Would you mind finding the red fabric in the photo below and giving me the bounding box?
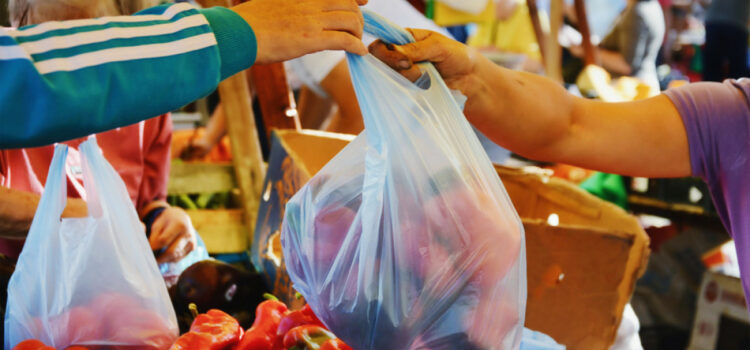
[0,114,172,259]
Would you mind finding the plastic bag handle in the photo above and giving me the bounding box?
[362,9,415,46]
[34,145,69,222]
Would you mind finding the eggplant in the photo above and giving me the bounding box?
[169,259,269,332]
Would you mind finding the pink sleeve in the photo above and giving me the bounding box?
[137,114,173,213]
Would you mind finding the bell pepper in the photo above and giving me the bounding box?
[320,339,353,350]
[276,304,326,337]
[234,299,289,350]
[11,339,55,350]
[169,307,243,350]
[282,325,338,350]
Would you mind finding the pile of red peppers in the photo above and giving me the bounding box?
[170,296,352,350]
[11,296,350,350]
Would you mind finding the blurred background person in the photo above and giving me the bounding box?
[701,0,750,81]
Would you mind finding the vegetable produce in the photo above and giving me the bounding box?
[11,339,54,350]
[169,260,269,331]
[234,299,288,350]
[170,307,243,350]
[281,325,337,349]
[276,304,325,338]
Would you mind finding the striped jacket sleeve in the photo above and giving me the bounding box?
[0,3,256,148]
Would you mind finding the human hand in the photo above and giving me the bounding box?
[368,29,485,100]
[231,0,369,65]
[179,138,213,161]
[149,207,197,264]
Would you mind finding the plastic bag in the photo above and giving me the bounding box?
[282,11,526,350]
[4,139,179,349]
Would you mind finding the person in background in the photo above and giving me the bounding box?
[701,0,750,82]
[179,0,451,160]
[1,0,369,149]
[569,0,665,93]
[468,0,545,73]
[0,0,203,272]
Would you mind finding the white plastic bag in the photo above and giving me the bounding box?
[282,11,526,350]
[4,139,178,349]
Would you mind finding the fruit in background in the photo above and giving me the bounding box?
[169,260,269,331]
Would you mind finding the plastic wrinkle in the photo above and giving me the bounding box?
[5,138,179,350]
[281,11,527,350]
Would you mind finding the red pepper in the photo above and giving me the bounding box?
[11,339,55,350]
[276,304,327,337]
[168,332,213,350]
[169,308,243,350]
[320,339,353,350]
[282,325,337,350]
[234,299,289,350]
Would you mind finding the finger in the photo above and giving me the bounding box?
[320,11,363,39]
[320,0,361,12]
[148,215,168,250]
[157,235,190,264]
[394,33,448,65]
[368,41,423,81]
[153,221,183,251]
[319,31,368,56]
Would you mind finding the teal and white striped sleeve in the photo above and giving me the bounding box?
[0,3,257,148]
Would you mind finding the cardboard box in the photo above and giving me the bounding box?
[688,272,750,350]
[496,166,650,349]
[252,130,650,349]
[251,130,354,308]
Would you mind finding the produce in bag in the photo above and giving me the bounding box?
[282,11,526,350]
[4,139,179,349]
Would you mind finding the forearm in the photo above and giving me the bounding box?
[0,3,256,149]
[204,105,228,146]
[463,55,689,177]
[0,188,87,238]
[463,55,578,161]
[597,48,632,76]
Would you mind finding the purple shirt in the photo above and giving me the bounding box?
[664,79,750,306]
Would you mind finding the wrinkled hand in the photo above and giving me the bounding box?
[231,0,368,65]
[368,29,481,98]
[149,207,197,264]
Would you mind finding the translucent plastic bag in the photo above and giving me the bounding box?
[282,11,526,350]
[4,139,179,349]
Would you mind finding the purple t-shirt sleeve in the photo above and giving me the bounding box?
[663,80,750,182]
[664,79,750,313]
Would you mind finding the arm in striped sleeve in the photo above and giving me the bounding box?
[0,3,257,148]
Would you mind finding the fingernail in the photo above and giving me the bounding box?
[398,60,411,69]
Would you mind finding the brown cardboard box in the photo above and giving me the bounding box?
[496,166,650,349]
[252,130,650,349]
